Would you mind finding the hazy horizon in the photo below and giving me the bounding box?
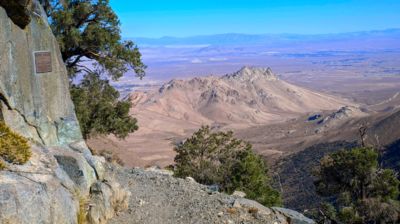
[128,28,400,39]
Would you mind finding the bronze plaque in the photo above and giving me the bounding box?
[34,52,52,73]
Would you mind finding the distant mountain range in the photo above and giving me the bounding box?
[130,29,400,49]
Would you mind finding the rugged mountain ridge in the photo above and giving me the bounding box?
[132,66,354,127]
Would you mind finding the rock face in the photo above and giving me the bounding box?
[0,0,81,147]
[0,1,128,223]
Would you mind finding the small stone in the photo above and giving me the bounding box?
[206,184,220,194]
[139,199,146,206]
[233,200,242,208]
[232,190,246,198]
[217,212,224,217]
[186,176,196,183]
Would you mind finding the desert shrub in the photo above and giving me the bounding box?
[174,126,281,206]
[313,147,400,223]
[96,149,125,166]
[0,122,31,170]
[226,207,238,215]
[0,160,6,170]
[110,184,130,213]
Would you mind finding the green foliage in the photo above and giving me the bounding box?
[314,147,379,199]
[45,0,146,80]
[174,126,282,207]
[0,122,31,170]
[230,150,282,206]
[314,147,400,223]
[46,0,145,139]
[70,72,138,139]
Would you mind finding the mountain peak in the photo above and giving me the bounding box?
[224,66,278,81]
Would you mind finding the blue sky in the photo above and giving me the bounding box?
[109,0,400,38]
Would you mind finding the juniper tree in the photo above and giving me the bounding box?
[314,147,400,223]
[45,0,145,79]
[174,126,282,207]
[45,0,145,138]
[70,72,138,139]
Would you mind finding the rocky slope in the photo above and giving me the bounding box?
[0,1,128,223]
[275,108,400,212]
[367,91,400,112]
[109,166,315,224]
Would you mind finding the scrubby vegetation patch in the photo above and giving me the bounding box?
[174,126,282,207]
[0,122,31,170]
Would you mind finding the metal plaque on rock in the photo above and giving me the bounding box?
[34,51,52,73]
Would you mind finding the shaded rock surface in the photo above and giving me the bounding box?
[0,0,31,29]
[109,167,314,224]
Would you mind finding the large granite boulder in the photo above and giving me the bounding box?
[273,207,315,224]
[0,1,129,223]
[0,146,79,223]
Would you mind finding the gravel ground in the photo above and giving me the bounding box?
[108,166,313,224]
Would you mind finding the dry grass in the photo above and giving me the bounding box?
[226,207,238,215]
[0,160,6,170]
[248,207,259,214]
[111,184,130,213]
[0,122,31,170]
[76,193,89,224]
[95,149,125,166]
